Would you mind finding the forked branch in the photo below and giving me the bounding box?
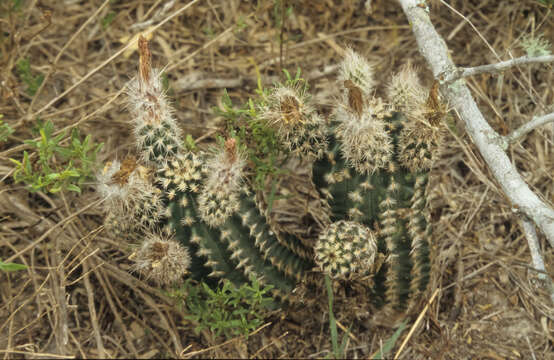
[503,112,554,148]
[397,0,554,246]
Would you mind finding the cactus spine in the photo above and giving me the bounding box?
[99,37,442,312]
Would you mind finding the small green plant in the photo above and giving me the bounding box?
[235,16,248,33]
[101,11,116,29]
[16,58,44,96]
[183,134,197,152]
[325,275,351,359]
[10,120,103,193]
[0,115,14,143]
[0,260,27,272]
[370,319,408,359]
[537,0,554,6]
[216,88,281,191]
[172,277,275,339]
[215,68,309,191]
[520,33,551,57]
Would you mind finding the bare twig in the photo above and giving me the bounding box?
[503,112,554,148]
[4,198,105,263]
[394,289,440,359]
[520,217,547,281]
[173,71,244,92]
[19,0,201,123]
[172,64,338,93]
[131,0,176,30]
[445,55,554,84]
[520,217,554,303]
[397,0,554,247]
[27,0,111,114]
[82,260,105,360]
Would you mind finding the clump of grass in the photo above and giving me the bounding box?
[324,275,350,359]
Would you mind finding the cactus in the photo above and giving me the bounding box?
[98,37,443,313]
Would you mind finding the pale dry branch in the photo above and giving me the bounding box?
[445,54,554,84]
[520,217,554,303]
[520,217,547,281]
[397,0,554,247]
[503,112,554,148]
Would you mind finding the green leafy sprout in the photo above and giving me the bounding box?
[168,277,275,340]
[325,275,351,359]
[215,67,307,192]
[16,58,44,96]
[0,115,14,143]
[10,120,103,194]
[520,33,551,57]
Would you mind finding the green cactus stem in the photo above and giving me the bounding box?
[99,37,441,315]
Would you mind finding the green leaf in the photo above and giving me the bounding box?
[371,320,408,359]
[66,184,82,193]
[45,173,60,181]
[0,260,27,272]
[9,158,22,166]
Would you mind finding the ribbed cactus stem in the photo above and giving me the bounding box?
[99,39,440,315]
[408,174,431,296]
[198,138,245,227]
[236,196,314,282]
[379,173,414,311]
[127,36,182,166]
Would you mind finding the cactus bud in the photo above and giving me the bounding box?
[132,234,191,286]
[386,61,427,112]
[338,48,376,96]
[314,220,378,279]
[97,158,165,233]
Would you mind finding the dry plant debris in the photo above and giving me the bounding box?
[0,0,552,358]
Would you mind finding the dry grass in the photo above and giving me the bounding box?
[1,0,553,358]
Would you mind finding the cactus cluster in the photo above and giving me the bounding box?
[98,37,443,313]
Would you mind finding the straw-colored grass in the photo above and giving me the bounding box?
[1,0,552,358]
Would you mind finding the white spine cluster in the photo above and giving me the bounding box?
[97,158,165,235]
[333,49,396,173]
[386,62,427,112]
[337,48,376,96]
[126,36,182,167]
[259,83,327,159]
[335,97,394,174]
[387,63,443,172]
[132,233,191,286]
[198,138,246,227]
